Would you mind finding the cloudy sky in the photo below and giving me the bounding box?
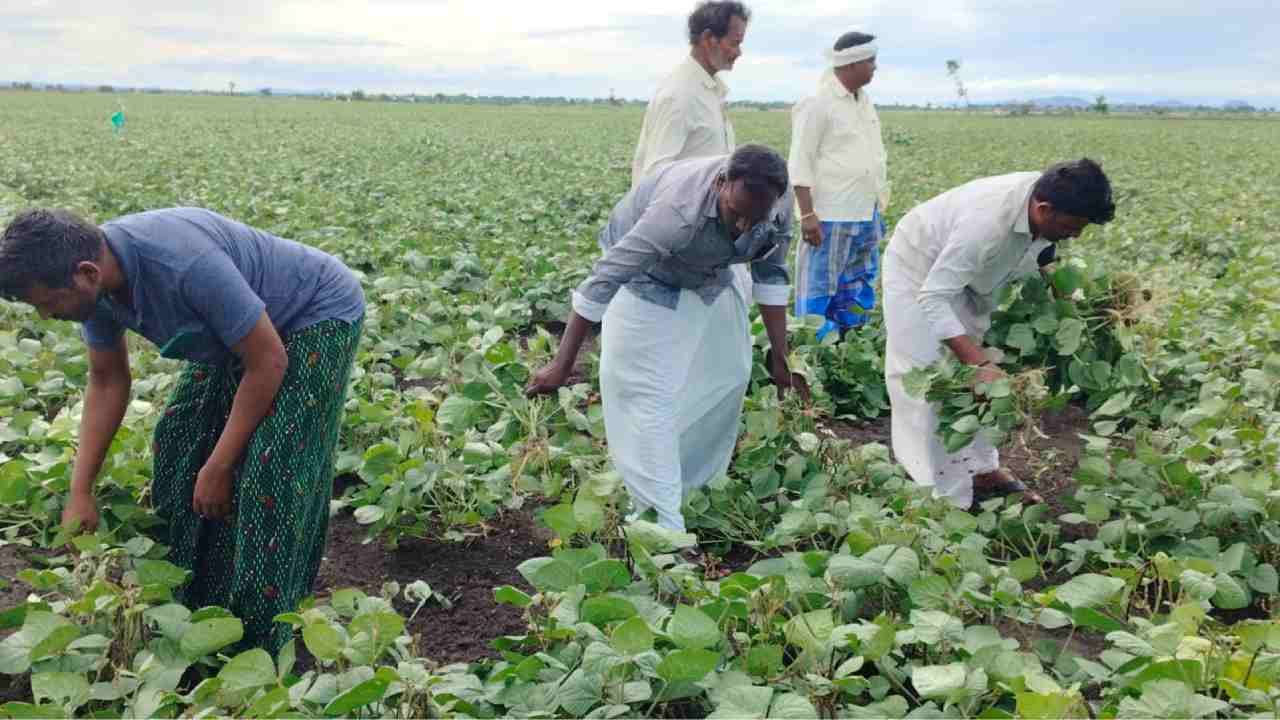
[4,0,1277,106]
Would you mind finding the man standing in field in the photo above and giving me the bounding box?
[790,31,890,341]
[527,145,806,535]
[632,0,753,299]
[883,159,1114,508]
[0,207,365,652]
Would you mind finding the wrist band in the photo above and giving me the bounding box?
[800,212,817,221]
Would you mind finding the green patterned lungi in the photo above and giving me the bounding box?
[151,317,362,652]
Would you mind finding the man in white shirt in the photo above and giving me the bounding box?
[883,159,1115,508]
[632,1,753,299]
[791,31,890,341]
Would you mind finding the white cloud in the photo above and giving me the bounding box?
[2,0,1277,104]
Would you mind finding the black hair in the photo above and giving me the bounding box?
[688,1,751,44]
[0,208,105,300]
[834,31,875,50]
[726,144,788,199]
[1033,158,1116,224]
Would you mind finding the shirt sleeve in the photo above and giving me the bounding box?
[634,95,691,184]
[80,303,124,349]
[181,251,268,350]
[572,200,692,323]
[787,98,825,190]
[751,192,794,306]
[916,219,998,343]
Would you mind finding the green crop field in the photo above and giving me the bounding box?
[1,91,1279,717]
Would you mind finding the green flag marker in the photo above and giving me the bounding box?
[110,110,125,133]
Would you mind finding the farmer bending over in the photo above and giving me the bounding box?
[0,208,365,652]
[883,160,1114,509]
[527,145,807,534]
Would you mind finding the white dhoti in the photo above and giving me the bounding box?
[600,284,752,532]
[883,250,998,508]
[731,263,753,304]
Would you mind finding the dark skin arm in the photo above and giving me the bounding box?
[191,311,288,520]
[526,303,807,400]
[61,339,132,532]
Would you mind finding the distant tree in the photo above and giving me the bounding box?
[351,89,367,101]
[1092,94,1109,114]
[259,87,272,97]
[228,81,236,95]
[98,85,115,93]
[945,59,968,108]
[13,82,34,91]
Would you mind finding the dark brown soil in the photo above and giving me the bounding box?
[1001,404,1090,524]
[822,416,891,446]
[313,507,551,664]
[995,616,1109,663]
[0,543,34,619]
[822,404,1089,526]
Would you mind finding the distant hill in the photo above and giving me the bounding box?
[1025,96,1090,108]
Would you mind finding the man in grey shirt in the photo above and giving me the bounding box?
[0,207,364,652]
[528,145,807,536]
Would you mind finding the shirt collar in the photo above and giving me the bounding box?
[1014,178,1036,236]
[99,225,142,324]
[685,56,728,96]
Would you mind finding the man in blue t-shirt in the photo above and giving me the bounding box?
[0,207,365,652]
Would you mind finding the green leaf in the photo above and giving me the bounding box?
[1006,324,1038,355]
[768,692,819,719]
[359,443,401,480]
[656,648,719,683]
[1009,557,1040,583]
[746,644,784,677]
[1117,679,1229,718]
[668,605,720,650]
[0,612,72,674]
[826,555,884,590]
[579,560,631,593]
[951,415,981,434]
[303,622,345,662]
[611,616,653,655]
[134,559,191,589]
[180,617,244,659]
[1249,564,1279,595]
[217,649,276,692]
[517,557,578,592]
[1212,574,1250,610]
[624,520,697,552]
[709,685,772,719]
[323,672,393,717]
[1179,570,1217,602]
[28,625,79,662]
[1054,318,1086,356]
[1093,392,1134,417]
[580,595,637,626]
[540,503,578,539]
[912,663,967,699]
[1054,573,1126,609]
[555,668,604,715]
[863,545,920,585]
[30,672,90,711]
[436,395,482,431]
[494,585,533,607]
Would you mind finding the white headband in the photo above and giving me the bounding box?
[825,42,877,68]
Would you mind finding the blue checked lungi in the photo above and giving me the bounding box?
[793,209,885,341]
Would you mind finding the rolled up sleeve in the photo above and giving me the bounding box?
[787,98,824,190]
[572,203,690,323]
[916,223,993,343]
[751,193,794,306]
